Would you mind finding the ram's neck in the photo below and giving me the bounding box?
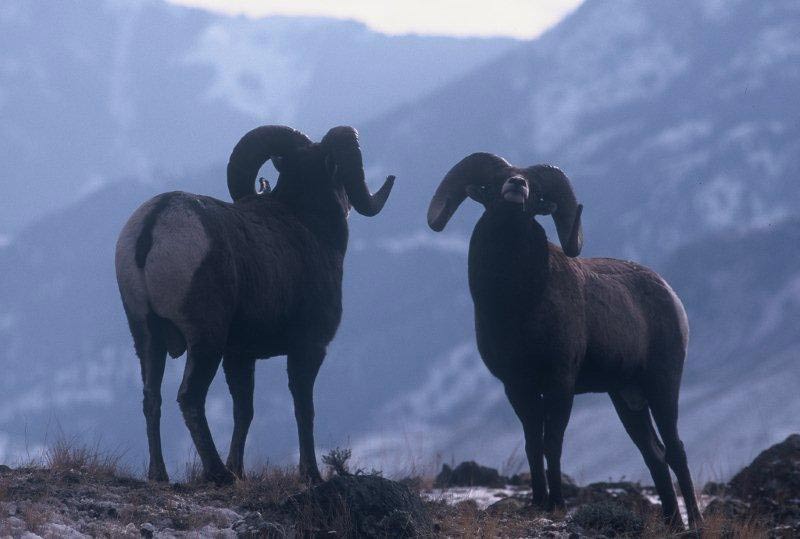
[468,210,550,313]
[273,187,350,256]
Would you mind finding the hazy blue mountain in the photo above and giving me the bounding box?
[0,0,798,482]
[0,0,515,233]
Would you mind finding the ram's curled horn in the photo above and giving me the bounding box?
[526,165,584,257]
[322,126,395,216]
[427,152,511,232]
[227,125,312,201]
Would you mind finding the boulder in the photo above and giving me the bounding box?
[728,433,800,523]
[729,434,800,502]
[434,461,505,488]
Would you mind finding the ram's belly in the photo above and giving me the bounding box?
[577,310,648,392]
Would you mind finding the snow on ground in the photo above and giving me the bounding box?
[422,486,523,510]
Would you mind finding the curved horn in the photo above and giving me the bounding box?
[526,165,583,257]
[427,153,511,231]
[322,126,395,216]
[227,125,312,201]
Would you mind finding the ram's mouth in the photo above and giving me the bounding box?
[501,184,529,204]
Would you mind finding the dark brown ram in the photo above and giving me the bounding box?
[428,153,701,528]
[116,125,394,484]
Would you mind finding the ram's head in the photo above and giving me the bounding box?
[427,152,583,257]
[227,125,394,216]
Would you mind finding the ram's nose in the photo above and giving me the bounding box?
[508,176,527,188]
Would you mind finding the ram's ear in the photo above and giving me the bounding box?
[466,185,491,205]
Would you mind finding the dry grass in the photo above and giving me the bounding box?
[290,491,355,537]
[180,453,205,485]
[699,511,771,539]
[233,464,306,508]
[18,501,47,535]
[43,437,126,478]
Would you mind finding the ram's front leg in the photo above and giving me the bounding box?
[505,383,547,507]
[542,387,575,510]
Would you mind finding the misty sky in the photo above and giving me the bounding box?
[165,0,584,39]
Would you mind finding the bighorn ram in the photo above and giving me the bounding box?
[427,153,701,527]
[116,125,394,484]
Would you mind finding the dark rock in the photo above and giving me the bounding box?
[729,434,800,501]
[702,481,728,496]
[139,522,156,538]
[0,464,11,473]
[728,433,800,524]
[434,461,504,488]
[285,474,430,538]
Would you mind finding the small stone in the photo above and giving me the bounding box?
[140,522,156,538]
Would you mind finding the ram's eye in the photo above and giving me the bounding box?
[480,185,489,192]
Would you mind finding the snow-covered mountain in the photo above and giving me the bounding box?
[0,0,798,482]
[0,0,515,233]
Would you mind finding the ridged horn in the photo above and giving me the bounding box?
[321,126,395,216]
[526,165,584,257]
[227,125,312,201]
[427,153,511,231]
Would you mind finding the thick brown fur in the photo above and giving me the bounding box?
[430,156,702,529]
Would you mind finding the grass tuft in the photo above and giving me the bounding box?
[44,437,125,479]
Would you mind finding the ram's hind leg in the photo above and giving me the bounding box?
[135,314,169,482]
[177,346,234,485]
[648,385,703,527]
[287,344,325,483]
[504,383,547,507]
[609,391,680,528]
[223,356,256,479]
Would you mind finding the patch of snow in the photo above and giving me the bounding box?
[644,493,714,526]
[423,486,520,510]
[377,230,469,255]
[530,37,688,152]
[185,20,313,121]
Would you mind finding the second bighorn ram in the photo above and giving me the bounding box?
[427,153,701,528]
[116,125,394,484]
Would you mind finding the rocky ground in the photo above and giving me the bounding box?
[1,435,798,538]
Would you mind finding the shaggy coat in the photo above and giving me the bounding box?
[428,153,701,529]
[116,126,394,484]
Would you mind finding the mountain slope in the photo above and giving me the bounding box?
[358,0,800,262]
[1,0,798,481]
[0,0,515,232]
